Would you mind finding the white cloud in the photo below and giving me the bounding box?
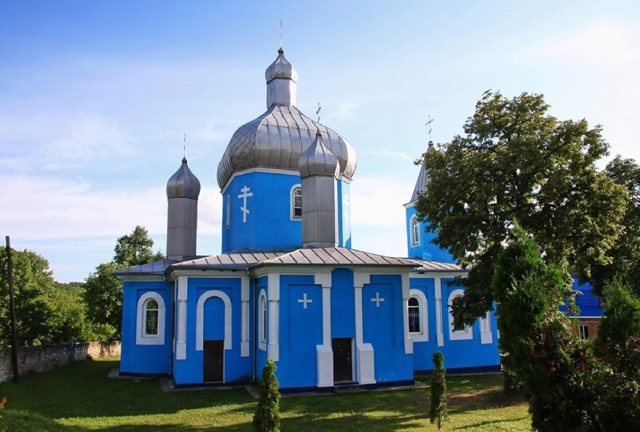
[350,176,414,228]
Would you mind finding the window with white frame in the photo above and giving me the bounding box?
[410,215,420,246]
[448,289,473,341]
[226,195,231,228]
[579,323,589,340]
[136,292,166,345]
[408,289,429,341]
[290,185,302,220]
[259,290,267,350]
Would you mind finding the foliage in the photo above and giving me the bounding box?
[493,228,640,432]
[0,249,91,347]
[429,351,448,432]
[253,359,281,432]
[84,226,163,340]
[414,91,627,327]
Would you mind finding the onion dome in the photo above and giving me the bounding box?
[265,48,298,83]
[299,131,339,177]
[167,157,201,199]
[410,141,433,202]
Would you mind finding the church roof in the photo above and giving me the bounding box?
[265,47,298,83]
[409,157,430,203]
[298,131,339,177]
[167,157,201,199]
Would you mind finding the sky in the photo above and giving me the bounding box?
[1,1,639,282]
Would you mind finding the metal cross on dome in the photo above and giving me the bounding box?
[316,102,321,123]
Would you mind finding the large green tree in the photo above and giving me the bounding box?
[415,91,627,327]
[84,226,163,340]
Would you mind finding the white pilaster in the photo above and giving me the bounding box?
[401,273,413,354]
[480,312,493,344]
[354,272,375,385]
[176,276,188,360]
[315,271,333,387]
[434,277,444,347]
[267,273,280,362]
[241,276,250,357]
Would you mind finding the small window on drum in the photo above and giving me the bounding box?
[291,185,302,220]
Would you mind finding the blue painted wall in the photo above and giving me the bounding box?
[363,275,413,383]
[172,276,253,385]
[120,280,173,375]
[405,204,454,263]
[331,269,356,339]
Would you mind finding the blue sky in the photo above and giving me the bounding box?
[1,1,639,282]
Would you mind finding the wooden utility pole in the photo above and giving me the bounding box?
[5,236,20,382]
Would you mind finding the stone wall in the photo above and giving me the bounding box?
[0,341,121,383]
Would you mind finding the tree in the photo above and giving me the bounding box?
[84,226,163,340]
[429,352,448,432]
[253,359,281,432]
[415,91,627,327]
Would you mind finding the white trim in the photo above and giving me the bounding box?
[448,289,473,340]
[290,184,302,221]
[315,271,333,387]
[267,273,280,362]
[434,277,444,347]
[196,290,232,351]
[258,289,267,351]
[480,312,493,344]
[408,289,429,342]
[410,215,420,247]
[241,276,250,357]
[354,272,376,385]
[136,292,166,345]
[225,195,231,229]
[220,167,351,194]
[401,273,413,354]
[176,276,188,360]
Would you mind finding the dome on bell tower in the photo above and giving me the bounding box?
[265,47,298,83]
[167,157,201,199]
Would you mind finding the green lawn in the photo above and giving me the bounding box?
[0,358,530,431]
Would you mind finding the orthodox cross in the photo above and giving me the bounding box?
[425,115,433,142]
[183,133,186,158]
[238,186,253,223]
[280,17,283,49]
[371,292,385,308]
[298,293,313,309]
[316,102,321,123]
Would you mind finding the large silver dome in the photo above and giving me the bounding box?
[216,49,357,189]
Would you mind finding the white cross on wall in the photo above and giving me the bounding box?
[298,293,313,309]
[238,186,253,223]
[371,292,385,308]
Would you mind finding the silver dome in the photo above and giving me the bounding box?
[299,131,339,177]
[265,48,298,83]
[167,157,201,199]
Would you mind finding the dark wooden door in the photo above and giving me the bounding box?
[333,338,352,383]
[203,340,224,383]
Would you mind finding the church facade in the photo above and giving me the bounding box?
[116,48,500,390]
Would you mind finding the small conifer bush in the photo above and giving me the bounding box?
[429,351,448,432]
[253,359,281,432]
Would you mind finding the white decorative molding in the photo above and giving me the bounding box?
[241,276,250,357]
[220,167,350,194]
[195,290,232,351]
[401,273,413,354]
[176,276,188,360]
[354,271,376,385]
[290,183,302,221]
[480,312,493,345]
[315,271,333,387]
[434,278,444,347]
[448,289,473,341]
[136,291,166,346]
[267,273,280,362]
[408,288,429,342]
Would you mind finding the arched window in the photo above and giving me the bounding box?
[410,215,420,246]
[144,300,159,336]
[408,289,429,341]
[448,289,473,341]
[136,291,166,345]
[290,185,302,220]
[259,290,267,351]
[225,195,231,228]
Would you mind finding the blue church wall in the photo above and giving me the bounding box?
[221,172,302,252]
[120,280,172,375]
[255,276,268,381]
[275,275,323,388]
[363,275,413,383]
[337,180,352,248]
[405,205,454,263]
[172,276,253,385]
[408,276,438,371]
[331,269,356,339]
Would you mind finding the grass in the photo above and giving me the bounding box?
[0,358,530,431]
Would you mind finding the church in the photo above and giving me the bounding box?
[115,47,501,390]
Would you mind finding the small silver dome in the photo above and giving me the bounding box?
[409,142,433,202]
[265,48,298,83]
[299,131,339,177]
[167,157,201,199]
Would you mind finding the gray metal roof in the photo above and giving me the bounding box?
[114,258,182,276]
[299,131,339,178]
[167,157,201,199]
[411,260,464,272]
[265,48,298,83]
[410,159,430,203]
